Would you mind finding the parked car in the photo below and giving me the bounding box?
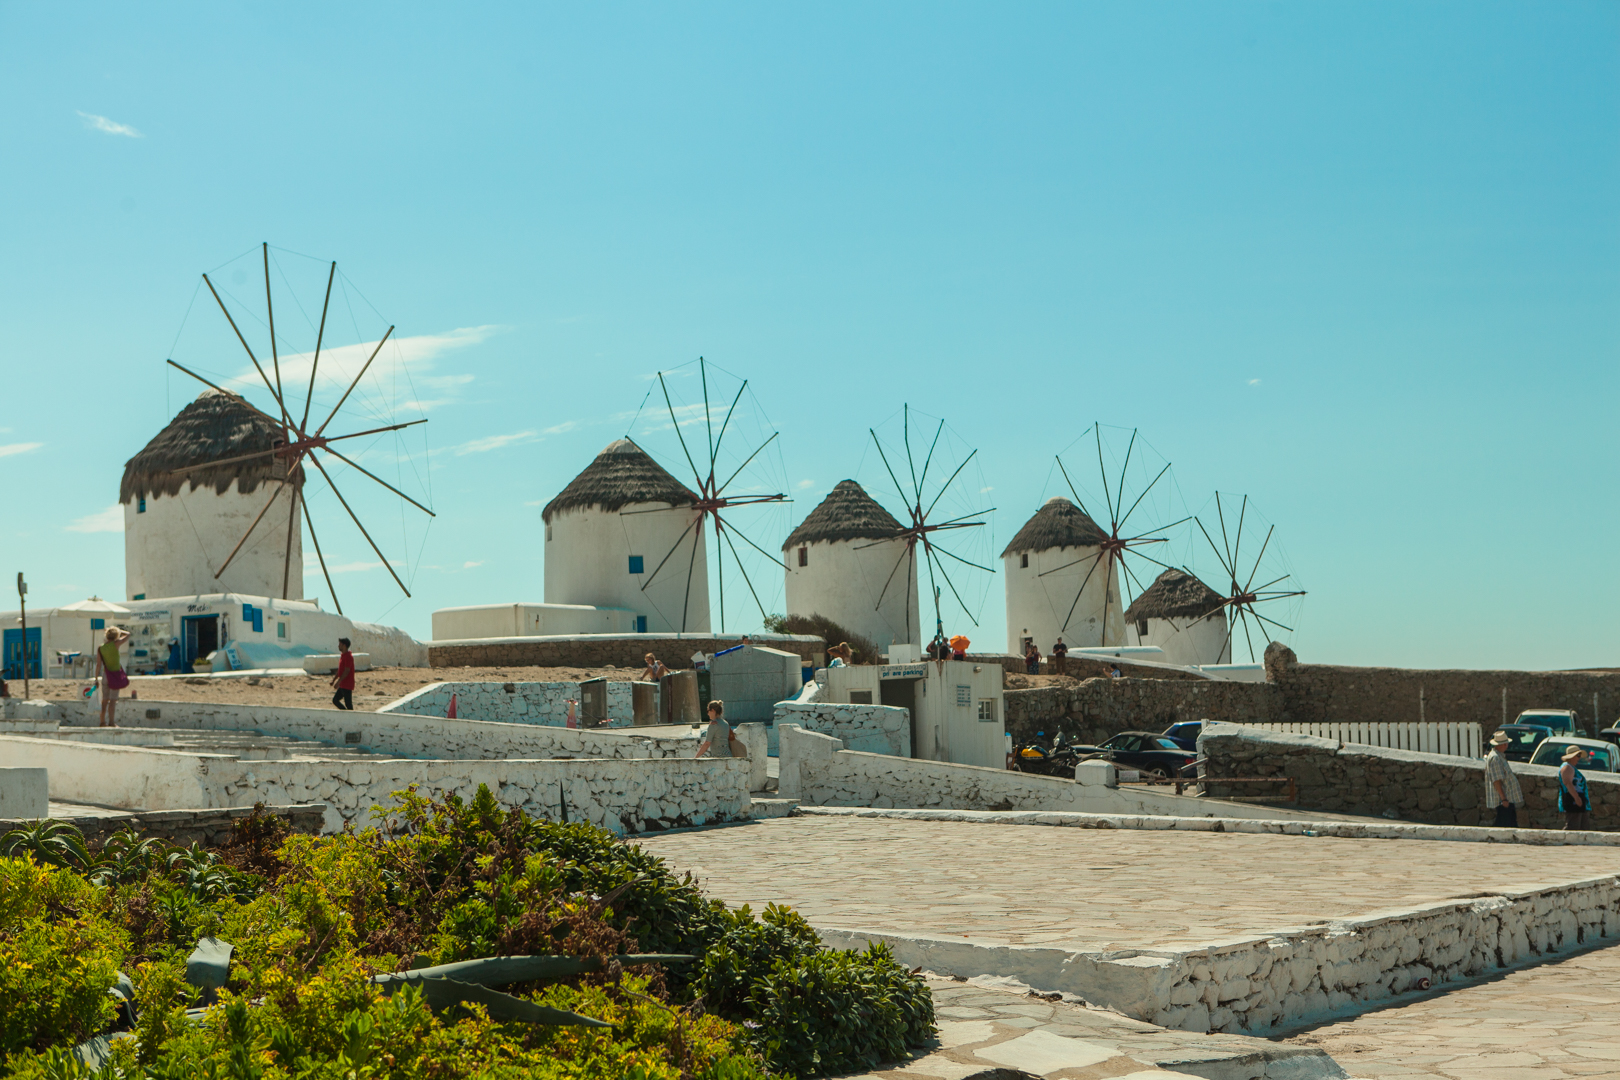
[1599,726,1620,751]
[1528,737,1619,773]
[1492,723,1554,764]
[1162,721,1204,753]
[1073,731,1199,779]
[1514,709,1578,736]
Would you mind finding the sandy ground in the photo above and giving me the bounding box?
[9,665,642,712]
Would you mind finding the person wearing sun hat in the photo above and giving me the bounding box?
[1557,745,1591,831]
[1484,729,1525,828]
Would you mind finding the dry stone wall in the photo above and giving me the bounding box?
[773,700,910,757]
[1004,678,1280,745]
[383,681,634,726]
[1199,722,1620,829]
[429,633,823,669]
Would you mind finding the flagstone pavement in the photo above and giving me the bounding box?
[1275,942,1620,1080]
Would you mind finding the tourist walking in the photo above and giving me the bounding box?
[1558,746,1591,831]
[330,637,356,710]
[1484,729,1525,828]
[1023,640,1041,675]
[95,625,131,727]
[640,652,671,681]
[1051,637,1068,677]
[694,699,744,758]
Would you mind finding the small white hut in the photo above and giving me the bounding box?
[782,480,918,653]
[1123,568,1231,667]
[1001,496,1121,653]
[122,390,303,603]
[542,439,711,634]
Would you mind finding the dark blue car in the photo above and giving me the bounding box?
[1162,721,1204,753]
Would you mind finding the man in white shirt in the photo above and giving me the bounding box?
[1484,728,1525,828]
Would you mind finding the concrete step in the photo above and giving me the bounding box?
[749,797,799,820]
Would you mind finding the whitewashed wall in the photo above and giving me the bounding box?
[383,681,636,726]
[544,502,710,633]
[1125,613,1231,667]
[774,700,910,756]
[431,603,638,640]
[784,535,918,653]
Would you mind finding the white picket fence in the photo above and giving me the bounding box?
[1249,721,1482,760]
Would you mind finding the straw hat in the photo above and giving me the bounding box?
[1561,745,1588,762]
[1490,730,1512,746]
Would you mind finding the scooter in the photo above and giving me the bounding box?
[1012,731,1084,779]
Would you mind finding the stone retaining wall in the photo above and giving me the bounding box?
[1004,677,1280,745]
[0,804,326,849]
[382,681,635,726]
[428,633,824,669]
[773,700,910,757]
[1199,722,1620,830]
[824,873,1620,1035]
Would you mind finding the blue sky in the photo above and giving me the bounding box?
[1,2,1615,670]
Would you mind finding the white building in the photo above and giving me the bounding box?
[430,603,638,642]
[782,480,918,655]
[1,593,425,678]
[1123,568,1232,667]
[542,439,711,634]
[122,390,304,604]
[1002,497,1122,654]
[819,658,1005,769]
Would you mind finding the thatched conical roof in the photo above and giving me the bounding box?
[1124,567,1226,622]
[1000,497,1107,557]
[121,390,302,503]
[541,438,698,522]
[783,480,905,550]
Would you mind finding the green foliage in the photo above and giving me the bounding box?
[2,786,934,1079]
[762,613,877,665]
[0,857,127,1055]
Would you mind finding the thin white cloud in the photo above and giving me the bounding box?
[328,561,384,574]
[67,505,124,533]
[795,479,816,490]
[542,420,579,436]
[979,486,995,494]
[235,325,499,417]
[523,499,546,506]
[1248,378,1262,386]
[462,560,484,569]
[78,111,142,138]
[0,442,43,459]
[449,430,539,456]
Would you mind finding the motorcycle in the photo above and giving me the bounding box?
[1011,731,1086,779]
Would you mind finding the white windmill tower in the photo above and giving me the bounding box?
[1122,567,1232,666]
[122,389,305,602]
[782,480,915,654]
[541,438,711,634]
[1000,496,1116,654]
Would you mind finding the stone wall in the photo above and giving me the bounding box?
[1004,677,1280,745]
[428,633,824,669]
[1199,722,1620,830]
[827,873,1620,1035]
[1266,643,1620,737]
[773,700,910,757]
[776,724,1310,821]
[382,681,634,726]
[0,804,326,849]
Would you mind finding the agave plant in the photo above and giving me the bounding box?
[87,830,165,888]
[0,820,93,870]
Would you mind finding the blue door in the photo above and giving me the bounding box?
[3,627,42,680]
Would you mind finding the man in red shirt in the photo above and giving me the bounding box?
[330,637,355,710]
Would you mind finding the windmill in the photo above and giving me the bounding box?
[628,358,789,632]
[1041,424,1191,643]
[1195,493,1306,662]
[861,405,995,647]
[163,243,434,614]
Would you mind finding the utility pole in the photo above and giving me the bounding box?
[16,572,28,701]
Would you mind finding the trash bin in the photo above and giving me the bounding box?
[632,681,658,726]
[579,677,609,727]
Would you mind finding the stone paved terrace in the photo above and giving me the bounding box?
[1277,943,1620,1079]
[637,817,1620,953]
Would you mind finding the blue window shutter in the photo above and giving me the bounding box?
[133,594,145,601]
[635,615,647,633]
[242,604,254,621]
[137,497,146,513]
[252,608,263,633]
[628,556,644,574]
[91,618,105,630]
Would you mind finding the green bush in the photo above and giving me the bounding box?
[1,788,934,1078]
[0,857,128,1055]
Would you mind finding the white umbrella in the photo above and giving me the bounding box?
[57,598,133,614]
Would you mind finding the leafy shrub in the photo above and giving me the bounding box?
[762,613,877,665]
[0,857,127,1055]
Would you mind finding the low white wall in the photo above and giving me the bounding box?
[0,768,49,818]
[0,735,749,836]
[382,681,635,727]
[777,724,1310,820]
[347,620,429,668]
[49,697,699,761]
[823,874,1620,1036]
[774,700,910,757]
